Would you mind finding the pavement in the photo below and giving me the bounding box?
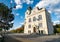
[1,33,60,42]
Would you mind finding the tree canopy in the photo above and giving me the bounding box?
[53,24,60,33]
[0,3,14,30]
[54,24,60,28]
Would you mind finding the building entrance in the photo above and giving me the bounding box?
[33,27,36,33]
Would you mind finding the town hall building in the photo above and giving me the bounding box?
[24,6,54,35]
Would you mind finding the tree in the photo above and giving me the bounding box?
[54,24,60,28]
[0,3,14,30]
[0,28,2,31]
[16,25,24,33]
[53,24,60,33]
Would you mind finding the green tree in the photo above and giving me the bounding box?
[0,3,14,30]
[0,28,2,31]
[53,24,60,33]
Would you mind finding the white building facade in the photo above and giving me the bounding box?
[24,7,54,35]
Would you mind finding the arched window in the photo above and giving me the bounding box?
[29,18,31,22]
[38,15,42,21]
[28,25,31,28]
[39,23,42,28]
[33,17,36,21]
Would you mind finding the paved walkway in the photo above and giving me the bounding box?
[2,34,60,42]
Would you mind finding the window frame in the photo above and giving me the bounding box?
[29,18,31,22]
[28,24,31,28]
[38,15,42,21]
[33,17,36,21]
[39,23,42,28]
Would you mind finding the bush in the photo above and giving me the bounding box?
[56,28,60,33]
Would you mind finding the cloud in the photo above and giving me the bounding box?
[48,10,52,14]
[36,0,60,22]
[10,0,13,3]
[54,9,60,12]
[14,0,34,9]
[36,0,60,9]
[20,22,24,25]
[14,0,22,9]
[15,0,22,5]
[53,20,60,25]
[20,16,23,19]
[15,13,20,16]
[23,0,33,4]
[54,9,60,19]
[11,21,14,23]
[16,5,22,9]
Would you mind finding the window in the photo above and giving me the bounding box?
[28,30,31,33]
[33,17,36,21]
[38,15,42,21]
[41,30,43,34]
[39,23,42,28]
[29,18,31,22]
[28,25,31,28]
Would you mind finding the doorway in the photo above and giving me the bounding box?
[33,27,36,33]
[41,30,43,34]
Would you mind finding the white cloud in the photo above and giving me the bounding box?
[53,20,60,25]
[48,10,52,13]
[36,0,60,22]
[36,0,60,8]
[9,21,14,24]
[20,22,24,25]
[16,5,22,9]
[23,0,33,4]
[15,0,22,5]
[11,21,14,23]
[20,16,23,19]
[14,0,34,9]
[15,13,20,16]
[54,9,60,12]
[54,9,60,19]
[10,0,13,3]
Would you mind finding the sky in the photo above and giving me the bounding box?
[0,0,60,30]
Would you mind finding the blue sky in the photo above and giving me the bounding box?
[0,0,60,30]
